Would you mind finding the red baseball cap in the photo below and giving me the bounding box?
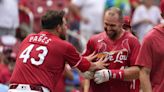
[160,0,164,13]
[123,16,131,27]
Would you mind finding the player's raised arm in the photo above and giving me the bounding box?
[65,45,109,73]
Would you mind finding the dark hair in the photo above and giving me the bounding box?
[41,10,65,30]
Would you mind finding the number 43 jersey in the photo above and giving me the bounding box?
[83,31,140,92]
[10,31,91,92]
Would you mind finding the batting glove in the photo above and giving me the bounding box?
[94,69,124,84]
[94,69,111,84]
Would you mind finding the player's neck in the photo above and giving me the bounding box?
[47,30,60,37]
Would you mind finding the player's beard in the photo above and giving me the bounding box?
[108,30,117,40]
[105,28,117,40]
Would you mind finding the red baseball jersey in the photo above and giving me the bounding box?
[135,25,164,92]
[10,31,90,92]
[54,72,65,92]
[83,31,140,92]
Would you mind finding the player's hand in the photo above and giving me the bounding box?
[82,71,94,79]
[93,56,109,70]
[85,52,109,71]
[94,69,111,84]
[84,51,97,62]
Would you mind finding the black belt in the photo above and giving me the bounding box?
[9,84,43,92]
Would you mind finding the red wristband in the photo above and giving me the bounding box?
[109,69,124,80]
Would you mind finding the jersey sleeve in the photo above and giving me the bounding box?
[129,37,141,65]
[64,43,91,72]
[135,37,153,69]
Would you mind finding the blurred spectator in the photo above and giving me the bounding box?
[66,1,82,52]
[0,55,14,92]
[0,47,15,85]
[65,69,81,92]
[123,16,136,36]
[18,1,33,38]
[0,35,21,55]
[0,58,13,84]
[0,52,6,77]
[19,0,69,33]
[123,16,132,31]
[132,0,161,43]
[70,0,106,41]
[129,0,141,17]
[0,35,19,85]
[64,68,90,92]
[0,0,19,36]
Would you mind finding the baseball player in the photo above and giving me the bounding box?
[82,7,140,92]
[135,0,164,91]
[8,10,108,92]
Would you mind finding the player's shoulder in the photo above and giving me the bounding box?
[124,31,140,46]
[145,24,163,41]
[125,31,138,41]
[62,40,72,46]
[142,25,160,44]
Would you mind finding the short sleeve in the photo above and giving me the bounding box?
[64,43,91,72]
[135,37,153,69]
[129,37,141,65]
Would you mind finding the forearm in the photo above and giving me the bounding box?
[140,67,152,92]
[94,66,140,84]
[88,63,97,71]
[64,64,74,80]
[108,66,140,81]
[123,66,140,81]
[83,79,90,92]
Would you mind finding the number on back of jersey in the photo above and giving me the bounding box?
[19,44,48,66]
